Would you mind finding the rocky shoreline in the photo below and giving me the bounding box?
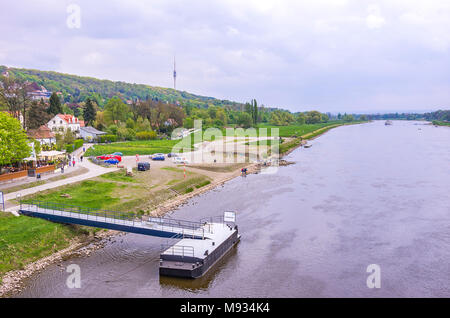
[0,229,123,297]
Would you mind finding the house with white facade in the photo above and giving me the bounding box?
[27,125,56,145]
[47,114,84,136]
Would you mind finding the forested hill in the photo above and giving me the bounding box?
[0,65,244,109]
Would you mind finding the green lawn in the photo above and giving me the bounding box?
[85,138,194,157]
[256,122,344,137]
[0,213,89,278]
[23,180,121,210]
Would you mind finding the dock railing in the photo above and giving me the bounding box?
[20,200,207,236]
[161,244,195,258]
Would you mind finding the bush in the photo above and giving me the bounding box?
[99,135,117,143]
[195,180,211,188]
[117,127,136,141]
[65,144,74,153]
[136,131,157,140]
[74,139,84,150]
[185,187,194,194]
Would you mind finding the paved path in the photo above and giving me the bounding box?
[3,144,118,214]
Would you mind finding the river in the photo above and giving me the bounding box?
[16,120,450,297]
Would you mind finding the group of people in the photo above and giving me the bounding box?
[60,149,85,173]
[241,167,248,176]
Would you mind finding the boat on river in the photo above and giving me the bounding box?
[385,120,393,126]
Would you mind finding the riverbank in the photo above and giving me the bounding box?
[432,120,450,127]
[0,122,366,297]
[278,121,369,156]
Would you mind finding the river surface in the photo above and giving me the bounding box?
[16,121,450,297]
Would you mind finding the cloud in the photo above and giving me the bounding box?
[0,0,449,113]
[366,4,386,29]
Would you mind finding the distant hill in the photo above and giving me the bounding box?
[0,65,244,109]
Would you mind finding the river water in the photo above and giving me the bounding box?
[16,121,450,297]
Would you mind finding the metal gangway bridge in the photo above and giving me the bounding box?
[19,200,214,240]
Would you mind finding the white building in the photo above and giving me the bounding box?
[47,114,84,135]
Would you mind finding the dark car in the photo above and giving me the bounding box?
[138,162,150,171]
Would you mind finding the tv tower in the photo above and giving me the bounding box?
[173,56,177,90]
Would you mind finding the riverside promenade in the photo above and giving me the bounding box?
[2,144,118,214]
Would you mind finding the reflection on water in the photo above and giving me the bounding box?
[16,121,450,297]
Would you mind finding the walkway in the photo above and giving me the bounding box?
[3,144,118,213]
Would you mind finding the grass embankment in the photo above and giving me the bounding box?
[432,121,450,127]
[0,213,89,280]
[275,121,368,155]
[257,122,344,137]
[21,167,211,217]
[84,137,194,157]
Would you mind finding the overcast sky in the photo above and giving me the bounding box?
[1,0,449,113]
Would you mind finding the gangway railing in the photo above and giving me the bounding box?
[21,200,142,225]
[20,201,208,238]
[161,244,195,258]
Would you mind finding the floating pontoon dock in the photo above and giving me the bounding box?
[19,201,240,278]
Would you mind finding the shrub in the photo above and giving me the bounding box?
[195,180,211,188]
[99,135,117,143]
[117,127,136,141]
[136,131,157,140]
[65,144,74,153]
[74,139,84,150]
[185,187,194,194]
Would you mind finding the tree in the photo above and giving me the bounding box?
[63,129,75,145]
[0,76,32,129]
[343,114,354,122]
[27,99,51,129]
[0,112,31,165]
[237,112,253,128]
[296,113,306,125]
[48,92,62,115]
[104,96,130,125]
[305,111,322,124]
[83,98,96,126]
[252,99,258,125]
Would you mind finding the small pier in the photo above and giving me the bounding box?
[19,201,240,278]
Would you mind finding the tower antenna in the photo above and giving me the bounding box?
[173,56,177,90]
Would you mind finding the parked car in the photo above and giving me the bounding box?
[112,152,123,156]
[172,157,190,165]
[138,162,150,171]
[105,158,120,165]
[97,155,122,162]
[151,153,165,161]
[167,153,179,158]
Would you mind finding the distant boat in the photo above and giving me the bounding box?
[385,120,393,126]
[304,144,312,148]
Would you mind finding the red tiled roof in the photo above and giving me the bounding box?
[57,114,81,124]
[27,125,55,140]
